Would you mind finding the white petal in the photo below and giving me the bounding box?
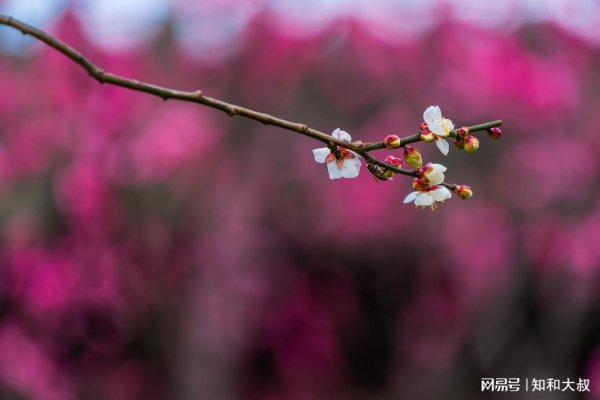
[313,147,330,163]
[426,172,444,185]
[430,163,447,173]
[326,161,343,180]
[340,158,361,178]
[415,193,434,206]
[429,123,446,137]
[332,128,352,141]
[423,164,445,185]
[441,118,454,132]
[431,187,452,201]
[403,191,418,204]
[435,138,449,156]
[423,106,441,124]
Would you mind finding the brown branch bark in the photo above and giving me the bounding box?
[0,14,503,186]
[0,14,344,147]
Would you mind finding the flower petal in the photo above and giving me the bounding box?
[313,147,330,163]
[415,193,434,206]
[429,123,446,137]
[332,128,352,141]
[423,106,442,124]
[326,161,343,179]
[441,118,454,133]
[403,191,418,204]
[430,163,447,173]
[431,187,452,201]
[340,158,362,178]
[423,163,445,185]
[435,138,449,156]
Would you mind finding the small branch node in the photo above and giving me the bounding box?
[93,68,105,83]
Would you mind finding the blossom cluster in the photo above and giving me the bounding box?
[313,106,502,210]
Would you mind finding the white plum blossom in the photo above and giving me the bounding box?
[423,106,454,156]
[313,128,361,179]
[403,185,452,209]
[403,164,452,210]
[420,163,446,185]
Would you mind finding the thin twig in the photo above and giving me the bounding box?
[361,120,503,151]
[0,14,503,192]
[0,15,346,147]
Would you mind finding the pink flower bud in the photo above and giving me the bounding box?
[463,135,479,153]
[455,185,473,199]
[380,156,401,179]
[420,131,435,142]
[487,127,502,140]
[384,134,401,149]
[384,155,402,167]
[403,145,423,168]
[456,126,469,138]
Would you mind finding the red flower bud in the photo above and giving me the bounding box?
[463,135,479,153]
[455,185,473,199]
[487,127,502,140]
[383,134,401,149]
[403,145,423,168]
[384,155,402,167]
[420,131,435,142]
[456,126,469,138]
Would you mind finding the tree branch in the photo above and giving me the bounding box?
[0,15,502,153]
[361,120,503,152]
[0,14,503,203]
[0,14,346,148]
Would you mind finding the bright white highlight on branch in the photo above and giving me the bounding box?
[312,128,361,180]
[423,106,454,156]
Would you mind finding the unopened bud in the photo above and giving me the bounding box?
[384,155,402,167]
[456,126,469,138]
[463,135,479,153]
[455,185,473,199]
[383,155,402,179]
[403,145,423,168]
[487,127,502,140]
[384,134,401,149]
[420,131,435,142]
[453,138,464,150]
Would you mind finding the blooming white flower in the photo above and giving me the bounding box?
[423,106,454,156]
[403,185,452,209]
[420,163,446,185]
[312,128,362,180]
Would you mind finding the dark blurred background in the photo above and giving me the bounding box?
[1,1,600,399]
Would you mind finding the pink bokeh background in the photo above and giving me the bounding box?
[1,1,600,399]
